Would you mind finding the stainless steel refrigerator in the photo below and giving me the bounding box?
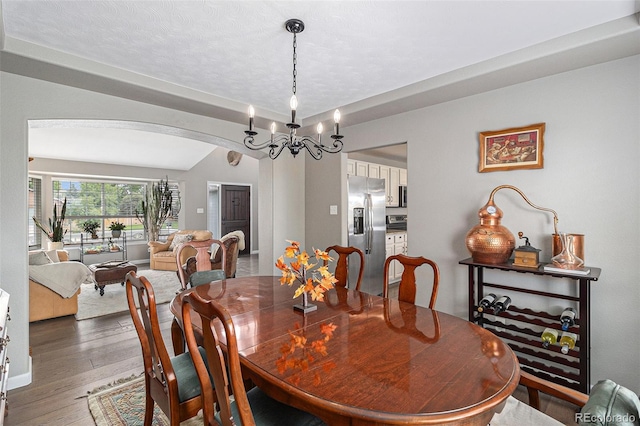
[347,176,386,295]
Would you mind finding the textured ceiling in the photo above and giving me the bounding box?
[3,0,636,119]
[3,0,638,168]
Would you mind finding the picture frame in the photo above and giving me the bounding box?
[479,123,545,173]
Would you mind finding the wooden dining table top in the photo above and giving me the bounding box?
[170,276,520,426]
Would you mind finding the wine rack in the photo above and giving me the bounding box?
[460,258,601,394]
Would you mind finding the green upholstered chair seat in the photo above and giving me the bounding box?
[189,270,226,287]
[579,380,640,426]
[216,386,326,426]
[172,346,209,403]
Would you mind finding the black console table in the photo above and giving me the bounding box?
[460,257,601,393]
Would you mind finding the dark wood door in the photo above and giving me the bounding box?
[221,185,250,256]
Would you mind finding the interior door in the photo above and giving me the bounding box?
[221,185,250,256]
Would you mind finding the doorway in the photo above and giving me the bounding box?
[207,183,251,256]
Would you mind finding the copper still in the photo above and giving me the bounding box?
[466,185,559,265]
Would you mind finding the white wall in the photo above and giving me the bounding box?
[306,55,640,392]
[0,71,261,387]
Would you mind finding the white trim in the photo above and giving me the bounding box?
[7,356,32,390]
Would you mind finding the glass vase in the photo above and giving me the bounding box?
[551,233,584,270]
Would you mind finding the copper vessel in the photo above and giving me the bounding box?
[553,233,584,263]
[465,197,515,264]
[466,185,559,265]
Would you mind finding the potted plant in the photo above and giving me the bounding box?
[81,219,101,239]
[109,220,126,238]
[135,177,176,242]
[33,197,67,250]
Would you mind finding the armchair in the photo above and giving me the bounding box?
[148,229,212,271]
[180,230,245,282]
[491,371,640,425]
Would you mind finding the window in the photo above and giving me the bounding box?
[51,178,180,243]
[53,179,147,242]
[28,176,42,249]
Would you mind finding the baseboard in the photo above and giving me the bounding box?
[7,356,32,390]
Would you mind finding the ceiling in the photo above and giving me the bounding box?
[2,1,639,168]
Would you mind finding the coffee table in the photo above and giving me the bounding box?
[89,261,137,296]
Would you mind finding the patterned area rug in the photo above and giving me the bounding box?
[87,374,202,426]
[76,269,182,320]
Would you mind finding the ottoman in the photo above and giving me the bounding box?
[89,261,137,296]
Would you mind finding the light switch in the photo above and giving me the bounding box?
[330,205,338,215]
[196,208,204,214]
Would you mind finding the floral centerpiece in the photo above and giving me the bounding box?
[276,240,338,313]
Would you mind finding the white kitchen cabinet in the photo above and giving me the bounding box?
[348,161,406,207]
[368,163,380,179]
[385,232,407,283]
[380,166,401,207]
[355,161,369,177]
[347,159,356,176]
[386,235,395,284]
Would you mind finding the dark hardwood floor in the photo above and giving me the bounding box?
[8,253,578,425]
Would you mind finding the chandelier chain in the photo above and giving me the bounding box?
[292,32,297,95]
[244,19,344,160]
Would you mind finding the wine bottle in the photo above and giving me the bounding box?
[492,296,511,314]
[541,328,558,348]
[560,307,577,331]
[560,331,578,354]
[477,293,497,312]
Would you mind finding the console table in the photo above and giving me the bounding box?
[460,258,601,393]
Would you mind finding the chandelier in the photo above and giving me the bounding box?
[244,19,344,160]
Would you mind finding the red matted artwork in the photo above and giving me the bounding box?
[479,123,545,173]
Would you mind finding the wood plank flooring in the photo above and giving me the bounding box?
[7,253,578,425]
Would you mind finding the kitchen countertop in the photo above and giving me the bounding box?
[386,229,407,234]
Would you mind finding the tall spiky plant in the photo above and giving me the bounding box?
[33,197,67,242]
[135,178,173,242]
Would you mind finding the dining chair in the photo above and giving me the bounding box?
[323,245,365,290]
[181,291,327,426]
[126,271,209,426]
[383,254,440,308]
[176,238,227,290]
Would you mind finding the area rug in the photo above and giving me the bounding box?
[76,269,181,320]
[87,374,202,426]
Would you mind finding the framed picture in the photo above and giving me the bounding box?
[479,123,545,173]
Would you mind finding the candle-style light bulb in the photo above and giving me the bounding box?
[333,109,341,135]
[270,122,276,142]
[317,122,323,143]
[248,105,255,131]
[290,95,298,124]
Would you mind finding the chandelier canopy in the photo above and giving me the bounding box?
[244,19,344,160]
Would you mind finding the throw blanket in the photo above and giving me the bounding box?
[29,262,94,298]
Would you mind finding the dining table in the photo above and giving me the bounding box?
[169,276,520,426]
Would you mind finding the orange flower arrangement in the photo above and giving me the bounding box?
[275,240,338,304]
